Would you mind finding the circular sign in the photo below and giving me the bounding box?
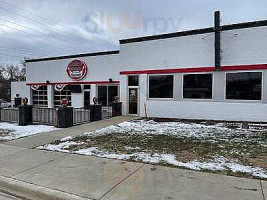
[67,60,88,81]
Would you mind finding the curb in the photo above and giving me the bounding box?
[0,175,92,200]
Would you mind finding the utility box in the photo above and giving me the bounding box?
[57,107,73,128]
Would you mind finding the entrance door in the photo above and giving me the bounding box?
[84,91,90,108]
[128,88,138,115]
[84,85,91,108]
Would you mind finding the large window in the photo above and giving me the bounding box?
[54,85,72,107]
[149,75,173,98]
[226,72,262,100]
[98,85,119,106]
[183,73,213,99]
[32,86,48,107]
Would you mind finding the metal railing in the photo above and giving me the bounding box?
[0,108,19,123]
[102,106,112,119]
[73,108,90,125]
[32,107,58,126]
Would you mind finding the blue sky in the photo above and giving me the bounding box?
[0,0,266,65]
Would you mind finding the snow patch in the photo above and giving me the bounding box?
[38,141,84,153]
[0,122,59,140]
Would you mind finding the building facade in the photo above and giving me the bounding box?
[12,15,267,122]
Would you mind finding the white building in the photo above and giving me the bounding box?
[12,13,267,122]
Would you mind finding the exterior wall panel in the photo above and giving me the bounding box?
[221,26,267,66]
[11,82,30,101]
[120,33,215,71]
[26,54,120,83]
[145,100,267,122]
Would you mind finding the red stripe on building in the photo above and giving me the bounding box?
[220,64,267,71]
[26,81,120,86]
[120,64,267,75]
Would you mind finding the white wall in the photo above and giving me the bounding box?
[221,26,267,66]
[72,93,84,108]
[119,25,267,122]
[11,82,30,101]
[146,101,267,122]
[26,54,120,83]
[120,32,215,71]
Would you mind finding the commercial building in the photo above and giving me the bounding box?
[12,12,267,122]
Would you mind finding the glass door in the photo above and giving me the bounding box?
[84,85,91,108]
[128,88,138,115]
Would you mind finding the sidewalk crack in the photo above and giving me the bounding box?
[99,164,144,200]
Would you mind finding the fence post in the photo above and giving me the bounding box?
[90,105,102,122]
[111,102,122,117]
[18,105,33,126]
[57,107,73,128]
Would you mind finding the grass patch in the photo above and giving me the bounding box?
[43,120,267,179]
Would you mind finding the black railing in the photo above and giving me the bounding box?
[0,108,19,123]
[32,107,58,126]
[102,106,112,119]
[73,108,90,125]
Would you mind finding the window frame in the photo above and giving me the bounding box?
[224,70,263,102]
[53,85,72,107]
[182,72,214,101]
[96,84,120,106]
[32,86,48,107]
[147,74,175,100]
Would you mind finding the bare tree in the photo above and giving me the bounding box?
[0,59,27,101]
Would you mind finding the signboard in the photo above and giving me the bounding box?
[66,60,88,81]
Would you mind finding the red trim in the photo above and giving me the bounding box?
[26,81,120,86]
[120,64,267,75]
[220,64,267,71]
[120,67,215,75]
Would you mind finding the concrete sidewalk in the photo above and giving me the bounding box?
[0,116,266,200]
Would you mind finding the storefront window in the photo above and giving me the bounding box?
[149,75,173,98]
[98,86,107,106]
[32,86,48,107]
[226,72,262,100]
[128,75,139,86]
[54,85,72,107]
[183,74,213,99]
[98,85,119,106]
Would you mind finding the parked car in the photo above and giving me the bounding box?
[0,99,11,108]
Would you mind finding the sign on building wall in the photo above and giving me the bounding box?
[66,60,88,81]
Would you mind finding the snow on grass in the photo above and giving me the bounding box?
[37,141,84,153]
[39,144,267,179]
[0,122,59,141]
[83,120,257,141]
[37,120,267,179]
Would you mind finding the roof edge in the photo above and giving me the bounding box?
[120,19,267,44]
[25,50,120,63]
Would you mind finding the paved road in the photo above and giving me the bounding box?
[0,116,266,200]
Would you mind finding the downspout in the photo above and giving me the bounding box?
[214,11,221,71]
